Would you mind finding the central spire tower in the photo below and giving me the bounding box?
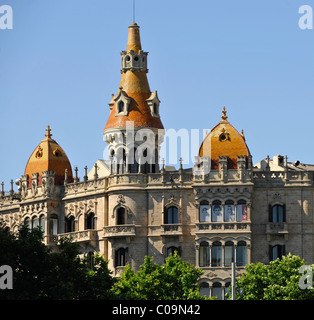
[104,23,164,174]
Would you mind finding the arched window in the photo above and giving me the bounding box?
[212,200,222,222]
[224,282,231,298]
[24,217,31,229]
[224,200,235,222]
[236,200,247,221]
[199,242,210,267]
[211,241,222,266]
[129,147,139,173]
[164,206,178,224]
[270,204,285,223]
[39,215,45,232]
[49,214,58,235]
[212,282,222,300]
[236,241,247,266]
[200,282,210,297]
[270,244,285,261]
[86,212,95,230]
[115,248,128,267]
[224,241,235,266]
[117,207,126,225]
[199,200,210,222]
[65,216,75,233]
[167,246,180,257]
[32,216,39,229]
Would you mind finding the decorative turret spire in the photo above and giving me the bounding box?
[221,106,228,121]
[45,125,52,139]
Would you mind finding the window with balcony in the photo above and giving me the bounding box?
[86,212,95,229]
[164,206,178,224]
[117,207,126,225]
[269,204,285,223]
[65,216,75,233]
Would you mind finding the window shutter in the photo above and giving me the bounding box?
[282,245,286,257]
[283,204,286,222]
[268,205,273,222]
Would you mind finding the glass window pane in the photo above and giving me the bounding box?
[200,283,210,297]
[236,244,247,266]
[200,243,210,267]
[200,205,210,222]
[212,283,222,300]
[237,204,247,221]
[212,205,223,222]
[212,243,222,266]
[278,206,284,223]
[224,244,234,266]
[225,205,235,222]
[39,216,45,232]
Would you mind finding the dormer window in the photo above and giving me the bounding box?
[146,90,160,117]
[114,87,131,116]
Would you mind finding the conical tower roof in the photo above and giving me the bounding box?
[104,23,164,132]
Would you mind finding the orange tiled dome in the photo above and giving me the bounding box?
[104,23,164,132]
[199,107,250,169]
[24,126,73,187]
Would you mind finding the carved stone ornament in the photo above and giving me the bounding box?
[117,194,126,204]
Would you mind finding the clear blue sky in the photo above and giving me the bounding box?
[0,0,313,189]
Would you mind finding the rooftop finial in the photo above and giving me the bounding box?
[221,106,228,120]
[45,125,52,139]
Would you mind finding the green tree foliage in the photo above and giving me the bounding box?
[0,225,207,300]
[113,252,210,300]
[0,224,115,300]
[235,254,314,300]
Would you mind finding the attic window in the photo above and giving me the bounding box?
[219,131,230,142]
[153,103,157,115]
[220,134,226,141]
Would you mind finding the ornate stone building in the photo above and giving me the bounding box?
[1,22,314,300]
